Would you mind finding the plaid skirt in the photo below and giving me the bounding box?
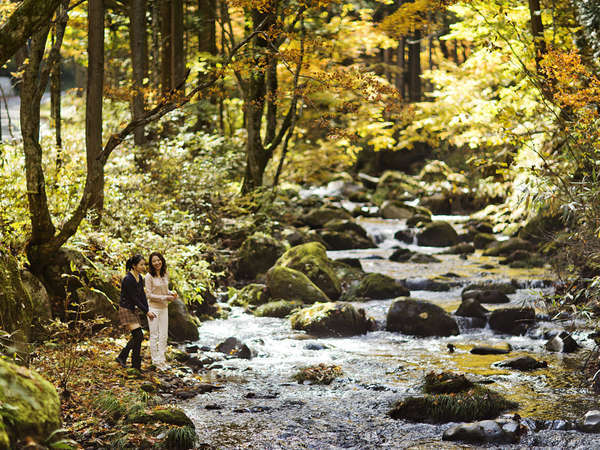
[118,306,140,328]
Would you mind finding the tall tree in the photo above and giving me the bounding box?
[408,30,422,102]
[171,0,185,91]
[160,0,172,93]
[86,0,105,225]
[129,0,148,145]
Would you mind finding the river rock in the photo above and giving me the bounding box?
[254,300,302,318]
[353,273,410,299]
[496,356,547,371]
[335,258,362,269]
[393,229,414,244]
[318,230,375,250]
[470,344,512,355]
[0,253,34,343]
[301,206,352,228]
[455,298,489,319]
[406,214,432,228]
[462,281,517,295]
[266,266,330,304]
[379,200,417,219]
[230,283,270,307]
[0,358,61,448]
[420,192,451,215]
[474,232,497,249]
[216,337,252,359]
[237,232,289,279]
[409,253,441,264]
[462,289,510,304]
[290,302,374,336]
[483,238,534,257]
[545,331,579,353]
[416,221,459,247]
[276,242,341,300]
[386,298,459,337]
[441,243,475,255]
[489,307,535,335]
[168,298,200,342]
[322,219,369,239]
[442,418,521,444]
[579,410,600,432]
[402,277,451,291]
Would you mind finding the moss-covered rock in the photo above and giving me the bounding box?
[424,371,474,394]
[406,214,432,228]
[408,253,442,264]
[387,298,459,337]
[18,270,51,340]
[76,287,119,325]
[483,238,534,257]
[301,206,352,228]
[276,242,341,300]
[0,359,61,448]
[418,160,454,183]
[352,273,410,299]
[319,220,376,250]
[168,299,199,342]
[128,407,194,427]
[389,248,415,262]
[0,254,33,343]
[373,171,421,205]
[473,233,497,249]
[266,266,330,304]
[388,385,517,423]
[441,243,475,255]
[237,232,288,279]
[379,201,417,220]
[290,302,373,336]
[455,298,489,319]
[254,300,302,318]
[416,221,459,247]
[230,284,270,307]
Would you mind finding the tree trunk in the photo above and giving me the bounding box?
[130,0,148,145]
[198,0,217,54]
[171,0,185,91]
[408,30,421,102]
[528,0,547,71]
[265,55,278,146]
[160,0,172,93]
[395,38,405,98]
[0,0,62,68]
[86,0,105,226]
[150,0,161,91]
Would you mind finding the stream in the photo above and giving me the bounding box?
[181,212,600,449]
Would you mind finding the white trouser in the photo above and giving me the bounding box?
[148,306,169,366]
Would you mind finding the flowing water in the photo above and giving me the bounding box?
[182,214,600,449]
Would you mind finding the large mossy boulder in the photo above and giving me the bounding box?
[275,242,341,300]
[0,359,61,449]
[352,273,410,300]
[0,254,33,343]
[128,407,194,427]
[237,232,288,279]
[230,284,270,307]
[489,307,535,335]
[168,299,200,342]
[387,298,459,337]
[18,270,51,340]
[254,300,302,318]
[76,287,119,325]
[290,302,373,336]
[373,171,421,205]
[266,266,330,304]
[319,220,376,250]
[301,206,352,228]
[416,221,459,247]
[483,238,534,257]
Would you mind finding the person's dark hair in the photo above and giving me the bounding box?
[148,252,167,277]
[126,254,144,272]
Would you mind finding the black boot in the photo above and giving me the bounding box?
[130,327,144,370]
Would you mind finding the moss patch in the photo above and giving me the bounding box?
[266,266,330,304]
[254,300,302,318]
[290,302,372,336]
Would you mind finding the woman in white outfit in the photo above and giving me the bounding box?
[145,252,177,369]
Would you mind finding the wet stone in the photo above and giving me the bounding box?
[545,331,580,353]
[462,289,510,304]
[215,337,253,359]
[470,344,512,355]
[402,277,451,292]
[496,356,548,371]
[579,410,600,432]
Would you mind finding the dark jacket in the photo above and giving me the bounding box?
[119,272,149,313]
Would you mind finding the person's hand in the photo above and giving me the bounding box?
[147,311,157,320]
[169,292,178,301]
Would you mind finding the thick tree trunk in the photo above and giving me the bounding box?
[408,30,421,102]
[130,0,148,145]
[528,0,547,71]
[160,0,172,93]
[171,0,185,91]
[395,38,405,98]
[198,0,217,54]
[265,56,278,146]
[86,0,105,226]
[0,0,62,68]
[150,0,161,91]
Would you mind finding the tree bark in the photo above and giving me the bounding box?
[86,0,105,226]
[198,0,217,54]
[265,55,278,146]
[171,0,185,91]
[0,0,62,68]
[408,30,421,102]
[528,0,547,72]
[395,38,405,98]
[130,0,148,145]
[160,0,172,93]
[150,0,161,91]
